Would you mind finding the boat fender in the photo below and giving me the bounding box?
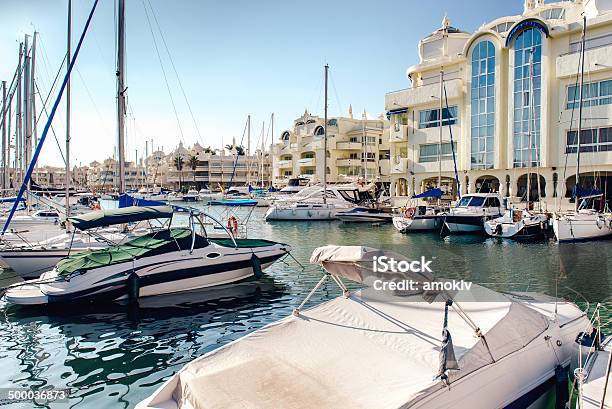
[554,364,568,409]
[127,272,140,302]
[251,254,262,278]
[495,224,502,236]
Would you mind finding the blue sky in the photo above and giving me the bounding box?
[0,0,519,166]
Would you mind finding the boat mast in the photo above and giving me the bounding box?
[31,32,38,186]
[362,109,366,182]
[117,0,127,194]
[323,64,328,205]
[65,0,71,218]
[247,114,251,186]
[1,81,6,192]
[270,112,274,187]
[575,15,586,211]
[438,68,444,195]
[16,42,22,189]
[23,34,31,205]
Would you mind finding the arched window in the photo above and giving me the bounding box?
[512,27,542,168]
[281,131,290,141]
[470,40,496,170]
[314,126,324,136]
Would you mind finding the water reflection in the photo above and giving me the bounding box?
[0,205,610,407]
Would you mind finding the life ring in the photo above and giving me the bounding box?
[404,207,416,219]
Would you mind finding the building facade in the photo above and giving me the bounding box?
[272,110,391,187]
[385,0,612,208]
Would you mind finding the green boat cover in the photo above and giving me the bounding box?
[68,206,174,231]
[56,228,206,276]
[208,238,280,248]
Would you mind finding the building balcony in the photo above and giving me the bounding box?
[336,158,361,167]
[389,124,408,142]
[390,158,409,174]
[556,44,612,78]
[277,160,293,168]
[385,78,464,110]
[298,157,316,166]
[336,142,362,150]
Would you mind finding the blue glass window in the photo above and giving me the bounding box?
[471,41,496,169]
[512,28,542,168]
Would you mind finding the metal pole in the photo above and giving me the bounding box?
[23,35,32,200]
[323,64,328,204]
[16,43,22,189]
[527,49,532,206]
[438,68,443,190]
[575,15,586,211]
[66,0,71,218]
[117,0,126,194]
[31,32,38,185]
[270,112,274,187]
[1,81,6,192]
[247,114,251,185]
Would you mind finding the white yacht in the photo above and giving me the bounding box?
[443,193,504,234]
[0,209,61,228]
[4,206,291,305]
[485,208,550,239]
[392,205,444,232]
[264,184,370,221]
[138,245,590,409]
[182,189,199,202]
[278,177,310,194]
[552,208,612,242]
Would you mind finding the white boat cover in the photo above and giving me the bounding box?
[148,245,553,409]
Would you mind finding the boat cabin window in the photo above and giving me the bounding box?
[458,196,486,207]
[338,190,359,203]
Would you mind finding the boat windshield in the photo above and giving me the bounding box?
[458,196,486,207]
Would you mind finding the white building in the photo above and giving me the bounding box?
[272,109,391,187]
[385,0,612,208]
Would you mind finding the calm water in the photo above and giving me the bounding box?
[0,204,610,408]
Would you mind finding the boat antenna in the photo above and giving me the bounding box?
[323,64,328,205]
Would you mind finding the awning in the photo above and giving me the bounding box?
[413,188,443,199]
[68,205,174,230]
[119,194,166,208]
[386,108,408,119]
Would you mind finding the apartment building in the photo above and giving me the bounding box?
[385,0,612,208]
[272,109,391,188]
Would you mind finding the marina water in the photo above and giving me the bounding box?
[0,204,610,408]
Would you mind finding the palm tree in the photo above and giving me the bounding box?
[173,156,184,192]
[225,144,245,155]
[204,146,216,155]
[188,155,198,188]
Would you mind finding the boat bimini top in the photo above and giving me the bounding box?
[68,205,175,231]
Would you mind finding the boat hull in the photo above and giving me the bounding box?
[336,211,393,223]
[265,205,347,221]
[392,215,441,232]
[552,213,612,242]
[444,215,490,233]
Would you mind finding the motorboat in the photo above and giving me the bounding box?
[443,193,504,234]
[552,208,612,242]
[182,189,199,202]
[0,226,149,279]
[0,208,61,228]
[335,207,394,223]
[4,206,291,305]
[198,188,223,203]
[137,245,590,409]
[265,184,373,221]
[485,208,550,239]
[278,177,310,194]
[392,205,444,232]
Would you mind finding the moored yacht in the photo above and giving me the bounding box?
[392,205,444,232]
[485,208,550,239]
[138,245,590,409]
[4,206,291,305]
[552,208,612,242]
[443,193,504,234]
[335,207,393,223]
[182,189,199,202]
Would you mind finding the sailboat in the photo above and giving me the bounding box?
[138,245,590,409]
[265,65,357,221]
[552,16,612,242]
[485,47,549,239]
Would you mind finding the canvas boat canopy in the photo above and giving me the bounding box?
[139,246,585,409]
[413,188,443,199]
[68,205,174,231]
